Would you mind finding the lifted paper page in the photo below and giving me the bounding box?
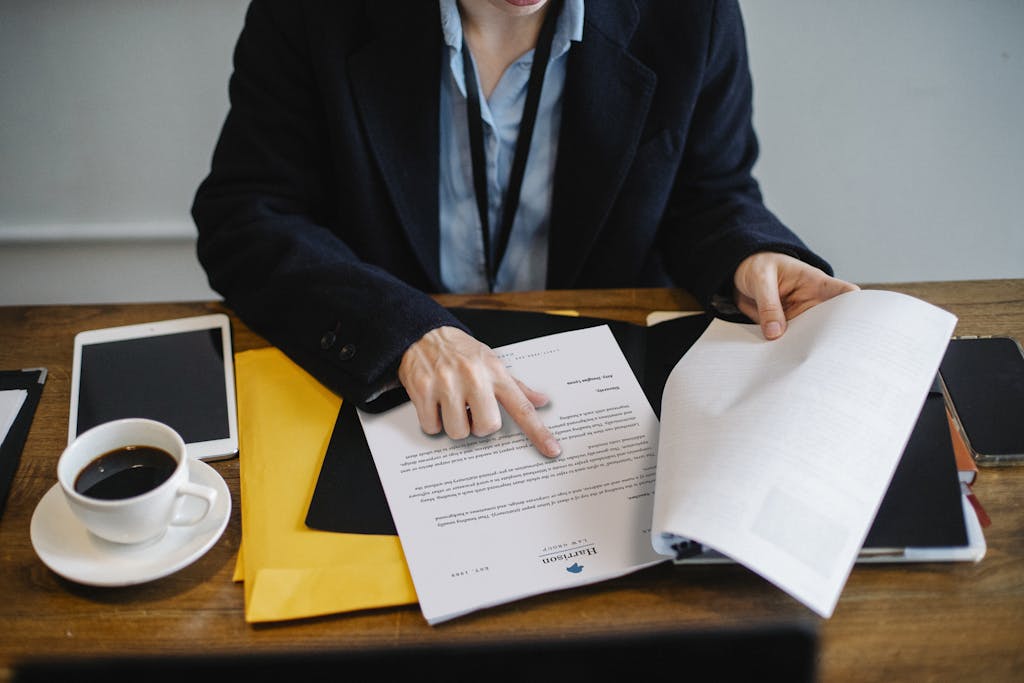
[651,290,957,617]
[359,326,664,624]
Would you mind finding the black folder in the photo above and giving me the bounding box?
[305,310,970,555]
[305,308,709,535]
[0,368,47,519]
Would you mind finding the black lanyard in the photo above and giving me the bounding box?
[461,0,562,292]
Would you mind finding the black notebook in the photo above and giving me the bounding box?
[305,309,971,556]
[0,368,47,519]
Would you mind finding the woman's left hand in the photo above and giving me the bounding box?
[733,252,860,340]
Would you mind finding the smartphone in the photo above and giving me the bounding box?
[939,336,1024,465]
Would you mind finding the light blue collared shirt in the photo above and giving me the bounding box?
[438,0,584,293]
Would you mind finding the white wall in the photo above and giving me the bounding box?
[0,0,248,305]
[741,0,1024,284]
[0,1,1021,305]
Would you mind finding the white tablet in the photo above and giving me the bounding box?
[69,314,239,461]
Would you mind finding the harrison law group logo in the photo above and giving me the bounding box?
[540,543,598,574]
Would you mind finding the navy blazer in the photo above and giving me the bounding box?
[192,0,831,408]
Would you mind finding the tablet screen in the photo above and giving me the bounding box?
[75,329,228,442]
[71,314,238,461]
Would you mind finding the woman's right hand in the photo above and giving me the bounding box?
[398,326,562,458]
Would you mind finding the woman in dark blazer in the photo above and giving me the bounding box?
[192,0,856,456]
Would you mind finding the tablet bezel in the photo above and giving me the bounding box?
[68,314,239,461]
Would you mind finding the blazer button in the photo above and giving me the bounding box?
[338,343,357,361]
[320,331,337,350]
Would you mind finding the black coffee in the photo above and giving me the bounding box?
[73,445,177,500]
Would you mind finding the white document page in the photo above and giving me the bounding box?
[651,289,957,617]
[359,325,665,624]
[0,389,28,448]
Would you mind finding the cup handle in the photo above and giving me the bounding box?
[170,482,218,527]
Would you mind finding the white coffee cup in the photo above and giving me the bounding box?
[57,418,218,544]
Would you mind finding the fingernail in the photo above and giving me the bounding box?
[765,321,783,339]
[544,438,561,458]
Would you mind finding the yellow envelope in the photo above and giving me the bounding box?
[233,347,417,622]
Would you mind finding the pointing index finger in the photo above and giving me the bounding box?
[495,380,561,458]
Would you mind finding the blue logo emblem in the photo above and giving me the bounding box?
[566,562,583,574]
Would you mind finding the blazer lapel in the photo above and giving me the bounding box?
[347,5,444,290]
[547,1,656,289]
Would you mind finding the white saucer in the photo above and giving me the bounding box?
[30,458,231,587]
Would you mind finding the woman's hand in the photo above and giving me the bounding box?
[733,252,859,339]
[398,326,561,458]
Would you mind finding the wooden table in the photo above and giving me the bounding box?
[1,281,1022,682]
